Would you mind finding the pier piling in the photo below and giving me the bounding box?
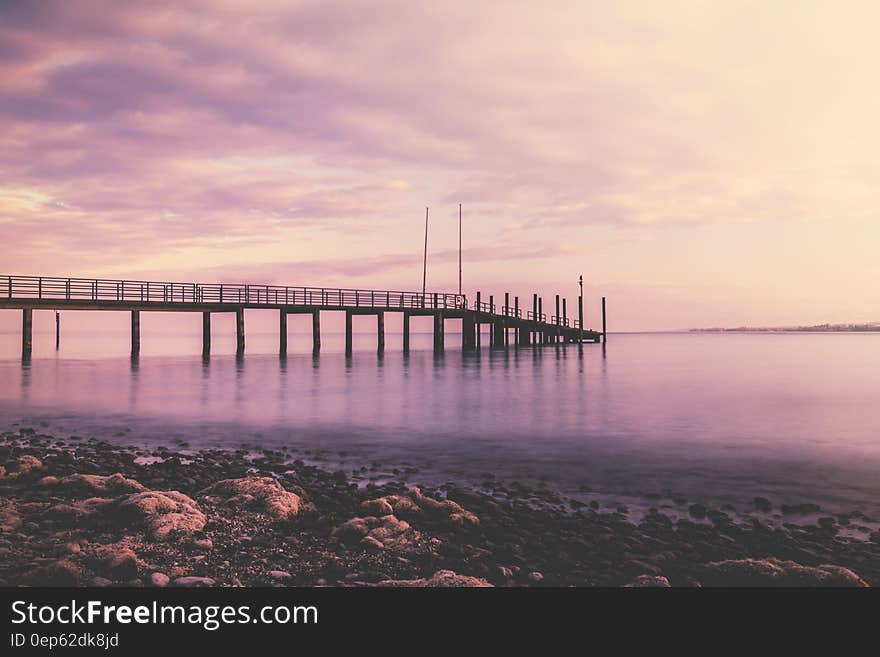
[203,311,211,356]
[345,310,353,355]
[22,308,32,358]
[312,310,321,353]
[131,310,140,356]
[235,308,245,354]
[402,312,410,353]
[278,310,286,355]
[377,311,385,353]
[602,296,607,343]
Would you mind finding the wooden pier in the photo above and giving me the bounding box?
[2,275,605,358]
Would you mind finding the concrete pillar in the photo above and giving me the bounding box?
[312,310,321,353]
[22,308,33,358]
[462,312,475,350]
[377,311,385,353]
[236,308,245,354]
[433,312,444,352]
[131,310,140,356]
[202,312,211,356]
[345,310,353,355]
[279,310,287,355]
[402,312,410,353]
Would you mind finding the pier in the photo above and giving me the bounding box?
[2,275,605,358]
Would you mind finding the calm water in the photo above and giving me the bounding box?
[2,327,880,519]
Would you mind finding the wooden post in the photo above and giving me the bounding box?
[514,296,519,344]
[488,295,495,347]
[345,310,353,355]
[504,292,510,346]
[377,311,385,353]
[279,310,287,355]
[578,295,583,342]
[55,311,60,350]
[555,294,561,343]
[236,308,245,354]
[402,311,410,353]
[22,308,33,358]
[433,312,444,352]
[602,296,607,343]
[202,311,211,356]
[312,310,321,353]
[538,297,543,344]
[475,291,481,349]
[131,310,140,356]
[563,298,567,334]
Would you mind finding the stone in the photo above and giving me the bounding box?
[688,504,707,519]
[192,538,213,551]
[90,577,113,587]
[528,571,544,583]
[702,558,868,587]
[626,575,671,587]
[43,497,114,522]
[332,515,427,553]
[378,570,493,587]
[0,497,21,532]
[2,455,43,479]
[117,490,206,541]
[752,497,772,512]
[31,559,84,586]
[267,570,291,581]
[360,488,479,527]
[99,547,139,580]
[149,572,170,587]
[56,473,146,496]
[201,477,310,522]
[171,576,216,587]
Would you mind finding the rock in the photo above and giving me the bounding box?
[149,572,170,587]
[781,503,821,515]
[332,515,427,553]
[360,488,479,527]
[702,558,868,587]
[267,570,291,581]
[192,538,213,551]
[201,477,310,522]
[752,497,772,512]
[688,504,707,519]
[31,559,85,586]
[528,571,544,583]
[43,497,114,522]
[90,577,113,587]
[99,547,139,580]
[2,455,43,479]
[378,570,493,587]
[498,566,514,579]
[171,576,216,587]
[626,575,671,587]
[38,475,59,487]
[117,490,206,541]
[360,498,394,516]
[56,473,146,496]
[0,497,21,532]
[65,542,81,554]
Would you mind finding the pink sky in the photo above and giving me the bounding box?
[2,1,879,330]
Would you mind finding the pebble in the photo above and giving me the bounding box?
[150,572,170,587]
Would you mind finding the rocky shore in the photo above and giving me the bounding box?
[1,428,878,587]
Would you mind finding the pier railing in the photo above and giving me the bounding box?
[4,274,587,328]
[3,275,464,311]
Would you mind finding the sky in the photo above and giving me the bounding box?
[2,0,879,331]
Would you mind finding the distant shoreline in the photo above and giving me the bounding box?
[691,324,880,334]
